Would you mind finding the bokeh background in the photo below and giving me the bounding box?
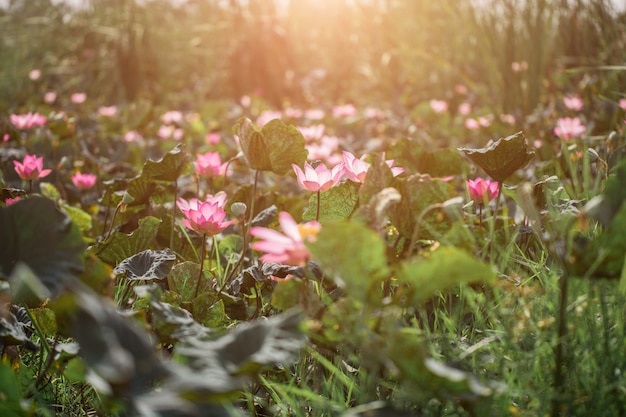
[1,0,625,137]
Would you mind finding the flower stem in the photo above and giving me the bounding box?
[316,190,321,222]
[170,178,177,250]
[194,233,207,299]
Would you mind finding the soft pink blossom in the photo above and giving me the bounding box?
[298,124,326,142]
[124,130,143,142]
[13,154,52,181]
[364,107,385,119]
[430,100,448,114]
[465,118,481,130]
[304,109,325,120]
[3,133,9,142]
[342,151,403,183]
[563,95,584,111]
[44,91,57,104]
[240,95,251,108]
[511,61,528,72]
[71,172,97,190]
[10,112,47,130]
[454,84,468,95]
[256,110,282,127]
[160,111,184,125]
[306,136,342,165]
[284,107,303,118]
[177,193,232,236]
[5,196,21,206]
[467,178,499,205]
[332,104,357,118]
[195,152,228,178]
[206,133,221,144]
[478,116,491,127]
[29,69,41,81]
[292,162,345,192]
[71,93,87,104]
[554,117,586,140]
[458,102,471,116]
[619,98,626,111]
[98,106,117,117]
[249,211,320,267]
[500,114,516,125]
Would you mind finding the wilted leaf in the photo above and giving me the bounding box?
[53,287,169,396]
[150,299,213,343]
[251,205,277,227]
[458,131,534,182]
[113,249,177,281]
[93,216,161,266]
[308,220,389,303]
[175,309,305,375]
[233,118,308,175]
[0,196,85,300]
[302,181,360,222]
[142,143,189,182]
[395,246,495,305]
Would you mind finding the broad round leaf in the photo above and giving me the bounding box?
[0,196,85,301]
[458,131,534,182]
[113,249,177,281]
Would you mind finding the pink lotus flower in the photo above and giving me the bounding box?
[342,151,404,183]
[13,154,52,181]
[304,109,325,120]
[430,100,448,114]
[44,91,57,104]
[554,117,586,140]
[206,133,221,144]
[292,161,345,192]
[298,124,326,142]
[71,172,97,190]
[98,106,117,117]
[332,104,357,118]
[478,116,491,127]
[2,133,9,142]
[195,152,228,178]
[250,211,320,267]
[177,193,232,236]
[5,196,21,206]
[465,118,480,130]
[10,112,47,129]
[563,95,583,111]
[500,114,516,125]
[458,102,472,116]
[123,130,143,142]
[71,93,87,104]
[29,69,41,81]
[619,98,626,111]
[256,110,283,127]
[160,110,184,125]
[467,178,499,205]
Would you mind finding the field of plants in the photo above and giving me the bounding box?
[1,0,626,416]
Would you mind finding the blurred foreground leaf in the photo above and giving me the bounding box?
[0,196,84,302]
[308,220,389,303]
[395,246,495,305]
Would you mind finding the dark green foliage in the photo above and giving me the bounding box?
[458,132,535,182]
[0,196,84,303]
